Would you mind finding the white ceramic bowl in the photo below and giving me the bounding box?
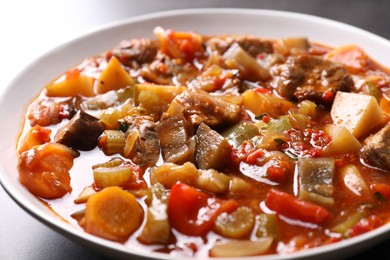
[1,8,390,260]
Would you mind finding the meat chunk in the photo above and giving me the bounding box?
[361,123,390,171]
[275,54,353,106]
[121,116,160,167]
[195,122,231,170]
[168,90,241,128]
[236,37,274,57]
[54,110,105,151]
[156,114,196,164]
[28,96,80,127]
[110,38,159,66]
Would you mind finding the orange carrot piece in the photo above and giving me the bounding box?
[84,186,143,242]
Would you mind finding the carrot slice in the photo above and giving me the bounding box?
[84,186,143,242]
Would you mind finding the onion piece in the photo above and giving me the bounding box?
[209,238,273,257]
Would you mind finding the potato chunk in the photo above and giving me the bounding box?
[331,92,384,138]
[96,56,134,94]
[322,124,362,156]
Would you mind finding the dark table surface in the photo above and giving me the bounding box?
[1,0,390,259]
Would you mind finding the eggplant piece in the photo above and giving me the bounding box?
[361,123,390,171]
[122,116,160,167]
[155,114,196,164]
[298,157,335,206]
[195,122,231,170]
[54,110,104,151]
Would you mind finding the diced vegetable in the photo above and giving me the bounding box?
[135,83,186,120]
[93,165,135,189]
[339,164,373,202]
[196,169,231,194]
[242,89,296,118]
[325,44,377,74]
[265,188,330,224]
[223,42,269,81]
[214,206,255,239]
[277,37,310,55]
[82,86,134,111]
[168,182,238,236]
[322,124,362,156]
[256,116,292,135]
[195,122,231,170]
[18,142,79,199]
[209,238,273,257]
[371,183,390,201]
[150,162,199,188]
[74,185,96,204]
[84,186,143,242]
[17,125,51,154]
[96,56,134,94]
[298,157,335,206]
[229,177,252,193]
[138,183,170,244]
[299,100,318,119]
[98,130,125,155]
[45,68,95,97]
[222,121,259,148]
[331,209,367,236]
[331,92,384,138]
[154,26,204,62]
[255,213,280,240]
[54,110,105,151]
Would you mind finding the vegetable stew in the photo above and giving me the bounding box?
[16,27,390,258]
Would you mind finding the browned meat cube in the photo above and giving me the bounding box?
[236,37,274,57]
[195,122,231,170]
[156,114,196,164]
[110,38,159,66]
[361,123,390,171]
[122,116,160,167]
[54,110,105,151]
[275,54,353,106]
[168,90,241,128]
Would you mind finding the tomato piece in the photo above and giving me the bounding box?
[17,125,52,154]
[168,182,238,236]
[18,142,79,199]
[348,215,382,237]
[264,188,330,224]
[370,183,390,200]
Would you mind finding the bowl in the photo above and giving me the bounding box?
[1,8,390,260]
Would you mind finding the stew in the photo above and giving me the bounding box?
[16,26,390,258]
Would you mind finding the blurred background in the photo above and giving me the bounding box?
[1,0,389,259]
